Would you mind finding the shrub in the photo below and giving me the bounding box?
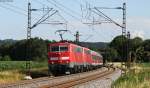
[2,55,11,61]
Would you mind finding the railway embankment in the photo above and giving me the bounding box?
[73,68,121,88]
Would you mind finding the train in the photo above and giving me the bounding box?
[47,41,103,75]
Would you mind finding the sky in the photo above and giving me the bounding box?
[0,0,150,42]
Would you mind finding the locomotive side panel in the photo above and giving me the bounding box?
[83,48,91,66]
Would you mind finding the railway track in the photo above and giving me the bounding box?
[41,68,115,88]
[0,67,114,88]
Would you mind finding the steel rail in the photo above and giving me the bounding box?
[0,67,108,88]
[40,68,115,88]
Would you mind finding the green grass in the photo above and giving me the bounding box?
[140,63,150,67]
[112,63,150,88]
[0,61,48,84]
[0,61,48,71]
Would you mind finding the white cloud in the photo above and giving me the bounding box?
[131,30,144,39]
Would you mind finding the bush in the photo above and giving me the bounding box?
[2,55,11,61]
[0,56,2,60]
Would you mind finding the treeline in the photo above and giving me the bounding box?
[0,38,107,62]
[0,38,56,61]
[0,36,150,62]
[107,35,150,62]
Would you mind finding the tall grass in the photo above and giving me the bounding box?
[0,61,48,71]
[112,63,150,88]
[0,70,25,84]
[140,63,150,67]
[0,61,48,84]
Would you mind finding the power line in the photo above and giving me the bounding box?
[0,4,27,16]
[57,11,68,23]
[35,0,80,30]
[52,0,81,17]
[47,0,81,21]
[34,0,46,6]
[94,7,123,28]
[81,34,93,42]
[3,2,42,17]
[33,0,69,26]
[89,25,111,42]
[4,3,27,12]
[0,4,45,22]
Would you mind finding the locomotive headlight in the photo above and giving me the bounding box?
[61,57,69,60]
[66,61,69,63]
[51,62,54,64]
[50,57,58,60]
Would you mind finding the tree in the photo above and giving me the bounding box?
[130,37,143,51]
[10,39,26,61]
[109,35,127,61]
[142,39,150,62]
[10,37,48,61]
[30,38,47,61]
[143,39,150,51]
[0,38,58,61]
[106,48,118,62]
[2,55,11,61]
[143,51,150,62]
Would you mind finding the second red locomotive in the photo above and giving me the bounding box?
[48,41,103,75]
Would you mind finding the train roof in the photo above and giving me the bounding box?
[48,41,102,57]
[48,41,70,45]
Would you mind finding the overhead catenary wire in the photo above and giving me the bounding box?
[0,0,122,43]
[35,0,81,25]
[0,4,27,16]
[34,0,46,6]
[89,8,111,22]
[46,0,81,21]
[94,7,123,28]
[81,0,122,42]
[56,11,68,23]
[34,0,70,31]
[92,28,110,42]
[1,2,46,21]
[81,34,93,42]
[74,0,110,42]
[52,0,81,17]
[4,3,27,12]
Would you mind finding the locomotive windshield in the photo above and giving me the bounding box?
[60,46,68,51]
[51,46,59,52]
[51,46,68,52]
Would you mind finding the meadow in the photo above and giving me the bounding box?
[0,61,48,71]
[0,61,48,84]
[112,63,150,88]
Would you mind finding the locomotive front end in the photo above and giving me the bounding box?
[48,42,70,75]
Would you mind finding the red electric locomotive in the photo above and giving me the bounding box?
[47,41,103,75]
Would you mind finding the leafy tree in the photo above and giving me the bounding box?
[10,37,48,61]
[109,35,127,61]
[130,37,143,51]
[143,51,150,62]
[143,39,150,51]
[2,55,11,61]
[128,37,144,63]
[142,39,150,62]
[29,38,47,61]
[0,55,2,60]
[107,48,118,62]
[0,43,13,57]
[10,39,26,61]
